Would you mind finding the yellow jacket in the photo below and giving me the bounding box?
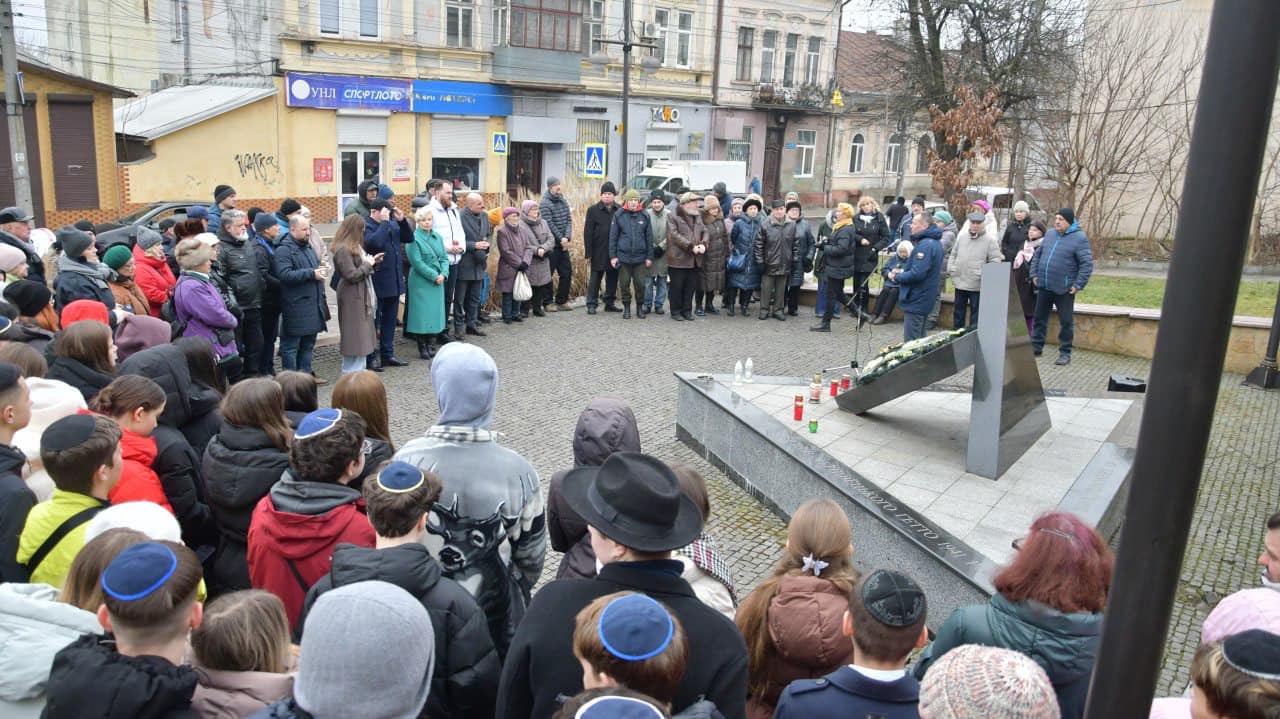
[17,489,108,588]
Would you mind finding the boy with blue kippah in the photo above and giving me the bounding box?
[297,460,501,719]
[43,540,204,718]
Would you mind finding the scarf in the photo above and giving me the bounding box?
[832,217,852,231]
[675,532,738,604]
[56,254,112,286]
[342,245,376,317]
[425,425,498,443]
[1014,238,1042,269]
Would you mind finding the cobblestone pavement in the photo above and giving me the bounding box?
[310,301,1279,695]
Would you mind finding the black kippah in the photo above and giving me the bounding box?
[861,569,926,628]
[0,361,18,392]
[1222,629,1280,680]
[41,414,99,453]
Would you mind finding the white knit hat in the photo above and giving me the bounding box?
[85,502,183,544]
[14,378,87,501]
[919,645,1061,719]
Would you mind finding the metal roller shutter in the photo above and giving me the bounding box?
[337,115,388,146]
[0,103,46,224]
[431,119,487,158]
[48,99,98,210]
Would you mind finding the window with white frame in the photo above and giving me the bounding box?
[727,126,752,175]
[583,0,604,54]
[358,0,378,37]
[446,0,473,47]
[795,129,816,177]
[805,37,820,85]
[492,0,508,45]
[782,33,798,86]
[988,151,1002,172]
[319,0,340,33]
[760,30,776,84]
[886,133,903,173]
[735,28,753,82]
[675,11,691,67]
[653,8,691,67]
[916,134,932,173]
[653,9,668,63]
[848,133,864,173]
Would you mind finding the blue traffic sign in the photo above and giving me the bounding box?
[584,144,606,178]
[492,132,509,155]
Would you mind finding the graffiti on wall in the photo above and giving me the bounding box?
[234,152,280,184]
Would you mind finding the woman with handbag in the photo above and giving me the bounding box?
[173,237,241,378]
[520,200,555,318]
[405,207,451,358]
[727,196,764,317]
[811,203,857,333]
[850,196,892,327]
[330,215,382,372]
[496,208,534,325]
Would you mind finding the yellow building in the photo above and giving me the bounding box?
[1,52,132,227]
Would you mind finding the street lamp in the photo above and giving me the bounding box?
[596,0,658,187]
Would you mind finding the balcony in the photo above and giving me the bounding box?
[752,82,829,110]
[492,46,582,87]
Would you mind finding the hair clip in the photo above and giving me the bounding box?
[802,553,830,577]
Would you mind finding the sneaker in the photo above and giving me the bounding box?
[545,305,559,313]
[1055,355,1071,366]
[695,310,706,317]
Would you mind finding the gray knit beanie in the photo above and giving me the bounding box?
[56,227,94,260]
[295,580,435,719]
[919,645,1060,719]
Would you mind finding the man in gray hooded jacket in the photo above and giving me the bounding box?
[394,343,546,660]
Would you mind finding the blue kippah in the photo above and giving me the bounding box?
[598,594,675,661]
[575,696,666,719]
[376,461,426,493]
[296,408,342,441]
[101,542,179,602]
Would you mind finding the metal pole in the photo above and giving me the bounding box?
[1083,3,1280,717]
[0,0,33,215]
[182,0,192,84]
[1244,280,1280,388]
[620,0,631,189]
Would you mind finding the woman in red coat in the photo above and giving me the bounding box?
[133,230,177,318]
[88,375,172,511]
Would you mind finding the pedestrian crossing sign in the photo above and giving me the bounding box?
[584,144,606,178]
[492,132,509,155]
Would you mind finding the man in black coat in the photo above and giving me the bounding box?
[457,193,492,337]
[216,210,267,377]
[0,364,34,583]
[583,182,620,314]
[497,452,748,719]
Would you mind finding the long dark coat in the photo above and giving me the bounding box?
[273,234,327,337]
[583,201,618,273]
[698,211,730,292]
[332,246,376,358]
[852,212,892,274]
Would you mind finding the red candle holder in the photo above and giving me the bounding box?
[793,395,804,421]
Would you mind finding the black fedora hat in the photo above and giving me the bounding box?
[560,452,703,553]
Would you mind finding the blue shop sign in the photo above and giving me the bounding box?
[286,72,412,111]
[412,80,513,116]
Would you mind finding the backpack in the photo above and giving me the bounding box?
[160,280,188,341]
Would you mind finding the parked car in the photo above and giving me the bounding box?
[112,200,204,232]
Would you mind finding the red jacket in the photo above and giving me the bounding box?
[133,244,177,318]
[106,426,174,512]
[246,472,375,629]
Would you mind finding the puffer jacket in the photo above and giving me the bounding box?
[698,211,730,292]
[609,208,653,265]
[215,228,265,310]
[0,445,34,583]
[912,592,1103,719]
[43,633,200,719]
[132,244,176,318]
[191,667,294,719]
[1030,223,1094,295]
[789,219,815,287]
[0,583,102,718]
[108,424,173,511]
[666,206,705,270]
[203,422,292,595]
[539,192,573,249]
[947,226,1004,291]
[45,356,113,404]
[745,575,855,719]
[819,222,858,280]
[754,217,795,277]
[852,212,891,274]
[299,543,501,719]
[548,398,642,580]
[728,216,763,289]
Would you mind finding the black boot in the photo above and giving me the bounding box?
[604,302,622,312]
[425,336,437,359]
[417,338,431,360]
[811,317,832,332]
[622,303,631,319]
[637,304,647,319]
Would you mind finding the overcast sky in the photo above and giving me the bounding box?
[841,0,902,33]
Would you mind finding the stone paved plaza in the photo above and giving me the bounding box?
[309,303,1279,694]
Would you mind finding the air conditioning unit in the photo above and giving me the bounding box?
[641,22,658,39]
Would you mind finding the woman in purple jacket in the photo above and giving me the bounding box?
[174,234,241,380]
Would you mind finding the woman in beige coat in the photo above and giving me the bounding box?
[329,215,381,374]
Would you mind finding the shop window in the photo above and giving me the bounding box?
[848,133,864,173]
[735,28,753,82]
[727,126,751,175]
[447,0,474,47]
[511,0,581,52]
[432,159,481,191]
[805,37,821,85]
[783,33,798,86]
[358,0,379,37]
[760,30,776,84]
[794,129,816,178]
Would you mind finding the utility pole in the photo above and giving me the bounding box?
[182,0,192,84]
[0,0,33,214]
[599,0,656,188]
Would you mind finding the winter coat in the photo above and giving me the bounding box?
[1030,224,1094,295]
[53,258,115,317]
[522,214,555,287]
[1002,217,1032,263]
[881,253,909,288]
[332,246,376,358]
[548,398,642,580]
[0,445,34,583]
[852,212,891,275]
[744,575,856,719]
[717,191,734,218]
[729,216,763,289]
[7,320,55,355]
[895,227,945,315]
[496,222,533,294]
[174,272,239,360]
[886,202,909,232]
[698,212,731,292]
[300,543,501,719]
[363,216,411,299]
[246,470,375,629]
[349,436,393,492]
[214,228,265,310]
[0,229,43,284]
[458,208,492,283]
[666,207,705,270]
[498,561,749,719]
[1014,243,1040,317]
[273,234,326,338]
[406,228,450,336]
[190,667,294,719]
[539,193,573,250]
[118,345,221,549]
[675,548,737,620]
[343,180,376,218]
[819,223,858,281]
[912,592,1103,719]
[754,218,796,277]
[583,201,619,272]
[44,356,113,404]
[15,489,107,588]
[774,666,920,719]
[789,219,815,287]
[202,422,291,595]
[647,208,671,276]
[109,277,151,316]
[609,208,653,266]
[43,633,200,719]
[132,245,176,317]
[947,226,1004,292]
[252,233,282,311]
[109,426,173,511]
[0,583,102,718]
